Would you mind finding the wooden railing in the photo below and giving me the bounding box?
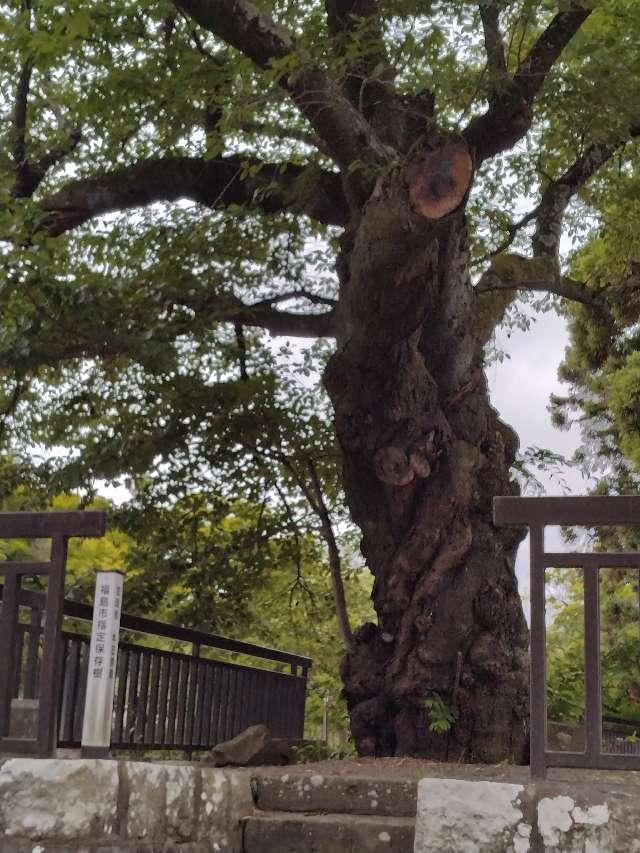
[494,496,640,778]
[0,511,106,755]
[1,584,311,754]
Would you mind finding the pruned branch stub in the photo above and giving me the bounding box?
[407,141,473,220]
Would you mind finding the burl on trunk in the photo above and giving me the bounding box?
[324,138,529,762]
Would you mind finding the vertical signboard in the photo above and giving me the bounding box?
[81,570,123,757]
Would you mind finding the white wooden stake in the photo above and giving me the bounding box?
[81,570,124,757]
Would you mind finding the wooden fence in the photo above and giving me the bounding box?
[494,496,640,777]
[1,584,311,754]
[0,511,311,756]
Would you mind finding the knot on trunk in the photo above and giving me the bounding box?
[374,446,414,485]
[407,141,473,220]
[374,437,436,486]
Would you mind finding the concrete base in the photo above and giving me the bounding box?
[414,777,640,852]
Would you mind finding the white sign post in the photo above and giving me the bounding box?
[81,570,124,757]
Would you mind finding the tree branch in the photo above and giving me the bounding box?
[268,443,355,653]
[533,129,640,263]
[14,279,337,376]
[324,0,395,120]
[174,0,293,68]
[512,2,592,104]
[38,155,348,235]
[235,300,336,338]
[465,2,593,162]
[238,120,327,153]
[11,59,33,178]
[0,376,28,445]
[175,0,391,175]
[477,260,603,310]
[14,127,83,199]
[250,289,337,309]
[479,2,507,75]
[478,207,539,263]
[304,454,355,654]
[10,0,34,193]
[234,322,249,381]
[476,251,618,339]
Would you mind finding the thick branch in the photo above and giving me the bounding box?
[38,299,334,369]
[159,285,337,338]
[533,129,640,262]
[465,2,593,162]
[479,2,507,74]
[14,128,83,199]
[236,301,336,338]
[10,2,80,199]
[12,60,32,173]
[175,0,390,175]
[477,265,603,310]
[324,0,395,115]
[513,2,592,104]
[38,155,348,235]
[476,253,616,334]
[175,0,293,68]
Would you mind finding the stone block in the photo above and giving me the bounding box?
[414,778,530,853]
[0,758,119,842]
[165,764,197,840]
[243,812,416,853]
[198,768,232,850]
[198,768,253,852]
[123,761,166,841]
[414,776,640,852]
[253,772,418,816]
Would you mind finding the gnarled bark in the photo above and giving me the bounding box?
[324,159,529,761]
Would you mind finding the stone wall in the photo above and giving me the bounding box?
[0,758,254,853]
[415,777,640,852]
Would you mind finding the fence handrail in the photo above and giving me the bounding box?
[0,583,312,672]
[0,510,106,538]
[494,495,640,526]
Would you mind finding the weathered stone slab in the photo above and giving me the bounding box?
[123,761,166,841]
[254,772,418,816]
[198,767,252,851]
[414,777,640,852]
[414,779,528,853]
[0,758,253,852]
[0,758,119,841]
[165,764,197,840]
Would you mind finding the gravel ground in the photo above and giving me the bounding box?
[256,756,640,789]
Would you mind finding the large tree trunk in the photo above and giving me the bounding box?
[324,163,529,762]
